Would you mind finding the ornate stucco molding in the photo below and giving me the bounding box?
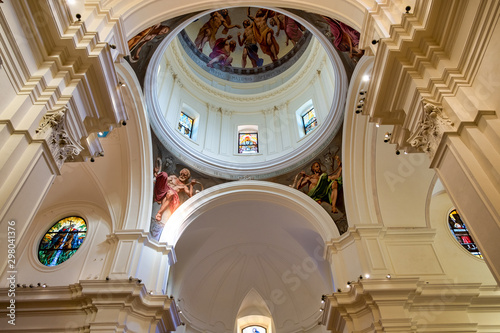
[407,102,454,157]
[36,106,84,169]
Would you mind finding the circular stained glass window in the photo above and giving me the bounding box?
[447,209,482,259]
[242,326,267,333]
[38,216,87,266]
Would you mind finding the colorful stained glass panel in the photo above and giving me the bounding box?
[448,209,482,258]
[242,326,267,333]
[38,216,87,267]
[238,132,258,154]
[178,112,194,138]
[302,108,317,134]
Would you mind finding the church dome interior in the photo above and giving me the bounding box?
[1,1,500,332]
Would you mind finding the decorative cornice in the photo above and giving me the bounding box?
[0,280,182,332]
[167,36,322,103]
[322,278,500,332]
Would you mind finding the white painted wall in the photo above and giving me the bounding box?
[156,38,336,163]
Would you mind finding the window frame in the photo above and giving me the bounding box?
[37,216,88,267]
[301,107,318,135]
[178,111,195,139]
[447,209,483,259]
[238,131,259,154]
[242,325,267,333]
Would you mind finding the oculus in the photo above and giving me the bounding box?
[38,216,87,267]
[448,209,482,258]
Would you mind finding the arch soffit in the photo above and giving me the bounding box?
[117,0,368,39]
[160,181,340,247]
[115,62,155,231]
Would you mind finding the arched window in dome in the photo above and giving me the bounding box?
[238,132,259,154]
[302,107,318,134]
[242,325,267,333]
[38,216,87,267]
[238,125,259,154]
[448,209,482,259]
[178,111,194,138]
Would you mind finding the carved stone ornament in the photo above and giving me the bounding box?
[407,102,454,156]
[36,106,84,168]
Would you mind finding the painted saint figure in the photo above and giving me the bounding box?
[194,9,241,52]
[323,16,363,62]
[167,167,201,202]
[150,157,204,241]
[128,23,170,61]
[295,156,342,213]
[207,36,237,67]
[237,19,264,68]
[269,13,304,46]
[248,7,280,62]
[150,158,180,240]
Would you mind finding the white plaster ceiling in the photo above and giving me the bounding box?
[169,199,333,332]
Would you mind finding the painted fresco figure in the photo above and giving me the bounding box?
[248,7,280,62]
[128,23,170,61]
[323,16,363,62]
[167,168,199,202]
[237,19,264,68]
[207,36,237,67]
[150,158,180,241]
[269,12,304,46]
[194,9,241,52]
[295,156,342,213]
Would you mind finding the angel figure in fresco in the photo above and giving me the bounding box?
[268,12,305,46]
[207,35,237,67]
[194,9,241,52]
[293,156,342,213]
[323,16,363,62]
[237,19,264,68]
[247,7,280,62]
[128,23,170,61]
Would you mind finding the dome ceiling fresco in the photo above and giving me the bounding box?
[178,8,313,82]
[126,7,363,84]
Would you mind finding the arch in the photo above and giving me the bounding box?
[144,6,349,179]
[118,1,367,40]
[341,55,380,228]
[160,181,339,247]
[115,62,155,231]
[165,181,337,332]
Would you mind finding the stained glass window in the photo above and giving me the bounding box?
[448,209,482,258]
[38,216,87,267]
[238,132,258,154]
[242,325,267,333]
[97,131,109,138]
[178,112,194,138]
[302,108,317,134]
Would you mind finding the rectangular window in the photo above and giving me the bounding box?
[302,108,317,134]
[238,132,259,154]
[178,112,194,138]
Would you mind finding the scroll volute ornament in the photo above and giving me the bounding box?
[407,101,454,157]
[36,106,84,169]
